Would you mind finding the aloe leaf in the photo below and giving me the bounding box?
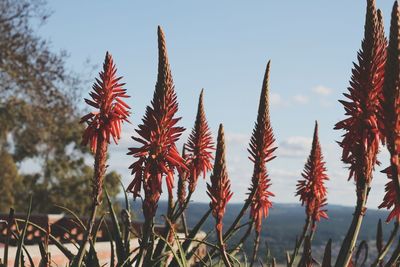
[54,204,87,231]
[3,208,14,266]
[92,214,105,246]
[120,180,130,212]
[38,240,49,267]
[104,222,115,267]
[14,195,32,267]
[322,239,332,267]
[51,224,79,249]
[14,219,74,261]
[153,233,185,267]
[377,219,383,254]
[354,240,368,266]
[181,208,211,254]
[105,189,126,263]
[84,240,100,267]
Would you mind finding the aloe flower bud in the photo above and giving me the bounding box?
[207,124,233,232]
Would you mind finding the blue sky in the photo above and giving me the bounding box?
[38,1,395,208]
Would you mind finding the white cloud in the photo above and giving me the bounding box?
[270,92,293,107]
[312,85,333,96]
[271,92,310,107]
[292,94,309,104]
[270,92,285,106]
[278,136,312,158]
[225,132,249,145]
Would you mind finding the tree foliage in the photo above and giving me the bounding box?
[0,0,120,215]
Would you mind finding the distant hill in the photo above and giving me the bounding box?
[123,200,395,264]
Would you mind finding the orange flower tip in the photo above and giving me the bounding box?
[81,52,130,152]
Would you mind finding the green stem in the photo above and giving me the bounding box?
[181,212,189,237]
[250,230,261,267]
[207,195,253,259]
[372,220,399,266]
[170,208,212,267]
[152,191,193,266]
[135,219,153,267]
[217,225,231,267]
[173,191,193,222]
[223,195,252,241]
[73,203,98,266]
[227,221,253,256]
[334,182,370,267]
[385,237,400,267]
[288,216,311,267]
[72,136,107,267]
[309,220,317,241]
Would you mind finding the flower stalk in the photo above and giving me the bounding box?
[74,52,130,266]
[290,121,328,266]
[334,1,386,265]
[127,26,186,266]
[247,60,276,266]
[207,124,233,267]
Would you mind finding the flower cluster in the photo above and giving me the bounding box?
[127,26,186,220]
[334,0,386,185]
[186,89,214,194]
[333,2,388,265]
[80,52,130,153]
[207,124,233,232]
[296,122,329,226]
[248,61,277,234]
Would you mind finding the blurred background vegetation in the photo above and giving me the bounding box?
[0,0,121,215]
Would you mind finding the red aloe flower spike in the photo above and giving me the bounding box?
[186,89,215,193]
[207,124,233,231]
[75,52,130,266]
[334,1,387,266]
[296,121,329,228]
[80,52,131,203]
[379,1,400,223]
[81,52,131,153]
[207,124,233,267]
[334,0,386,186]
[127,26,187,220]
[248,60,277,235]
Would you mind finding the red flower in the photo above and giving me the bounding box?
[334,0,386,185]
[186,89,214,193]
[207,124,233,232]
[296,122,329,226]
[127,26,186,219]
[379,167,400,222]
[379,1,400,222]
[80,52,130,153]
[248,61,277,234]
